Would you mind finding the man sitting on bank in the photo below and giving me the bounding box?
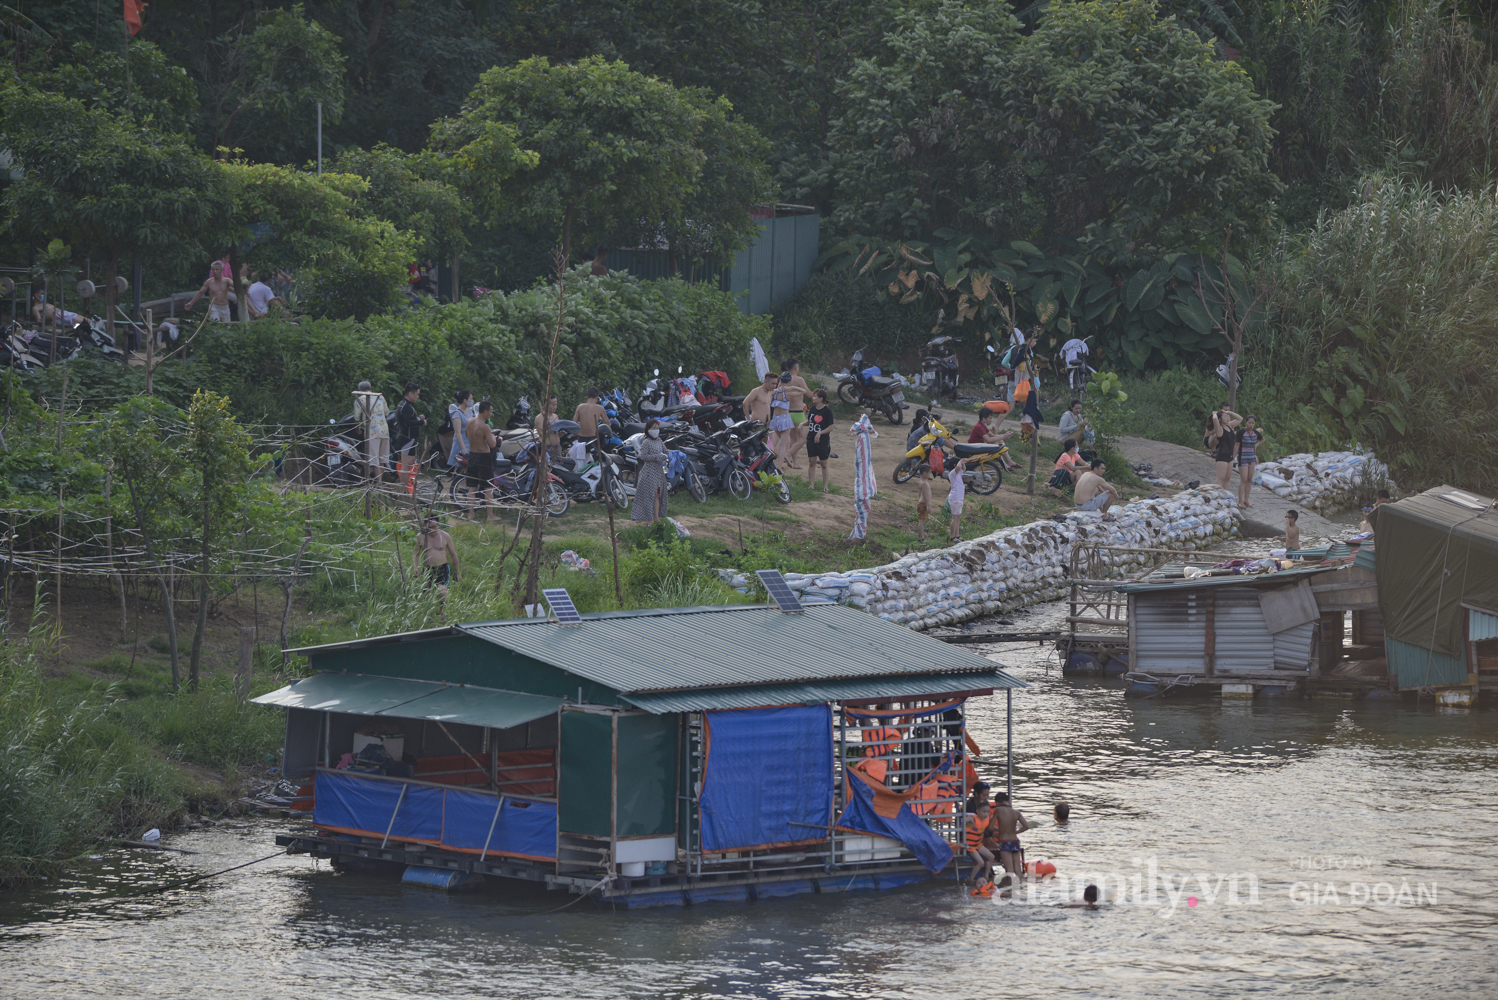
[1073,459,1119,514]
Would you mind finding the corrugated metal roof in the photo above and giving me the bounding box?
[1118,558,1358,595]
[287,627,456,657]
[1471,608,1498,642]
[456,603,1005,694]
[252,672,563,729]
[620,668,1023,714]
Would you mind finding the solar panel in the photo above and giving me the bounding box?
[541,588,584,625]
[756,570,804,614]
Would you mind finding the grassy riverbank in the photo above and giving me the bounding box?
[0,382,1163,883]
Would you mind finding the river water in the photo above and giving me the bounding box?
[5,565,1497,998]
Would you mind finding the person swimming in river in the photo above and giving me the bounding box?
[1058,885,1101,909]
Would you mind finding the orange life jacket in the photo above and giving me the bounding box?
[911,770,962,818]
[965,812,991,849]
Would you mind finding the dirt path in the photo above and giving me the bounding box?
[665,409,1069,549]
[1118,435,1342,539]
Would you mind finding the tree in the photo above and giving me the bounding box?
[329,144,472,263]
[102,397,191,690]
[433,55,711,261]
[184,390,253,691]
[214,160,415,319]
[28,40,199,134]
[196,4,345,163]
[1,84,222,330]
[660,90,774,267]
[830,0,1281,250]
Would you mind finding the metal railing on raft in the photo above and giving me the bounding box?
[676,699,979,881]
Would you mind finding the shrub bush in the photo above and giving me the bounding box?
[183,271,769,429]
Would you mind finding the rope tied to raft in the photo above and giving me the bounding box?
[540,874,613,915]
[121,847,292,898]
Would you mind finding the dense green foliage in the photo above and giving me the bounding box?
[196,270,769,426]
[831,0,1280,248]
[6,0,1498,492]
[1263,178,1498,493]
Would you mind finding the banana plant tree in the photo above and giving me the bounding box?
[824,231,1267,372]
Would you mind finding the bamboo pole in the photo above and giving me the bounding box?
[144,309,154,395]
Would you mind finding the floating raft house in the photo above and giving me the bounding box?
[1111,539,1383,698]
[256,600,1022,907]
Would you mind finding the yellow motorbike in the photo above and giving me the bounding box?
[893,416,1006,494]
[892,416,953,484]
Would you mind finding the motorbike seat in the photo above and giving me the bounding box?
[621,422,646,438]
[953,443,1005,458]
[867,376,898,388]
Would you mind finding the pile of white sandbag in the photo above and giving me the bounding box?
[718,489,1241,630]
[1253,451,1391,513]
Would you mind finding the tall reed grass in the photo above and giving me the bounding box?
[1264,177,1498,493]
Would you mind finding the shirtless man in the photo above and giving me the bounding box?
[1073,459,1119,514]
[413,515,460,607]
[30,290,83,330]
[186,260,234,323]
[572,388,609,439]
[465,401,498,520]
[742,371,780,425]
[988,791,1030,885]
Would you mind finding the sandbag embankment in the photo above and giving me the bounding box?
[1252,452,1392,513]
[721,489,1241,630]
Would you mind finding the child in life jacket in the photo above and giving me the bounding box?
[966,802,996,895]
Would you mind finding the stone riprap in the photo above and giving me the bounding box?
[721,488,1241,630]
[1252,452,1391,514]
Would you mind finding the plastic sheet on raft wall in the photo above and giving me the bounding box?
[718,488,1242,631]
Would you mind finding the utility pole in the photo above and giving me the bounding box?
[317,102,323,176]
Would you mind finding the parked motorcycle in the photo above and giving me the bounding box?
[1060,336,1095,393]
[675,423,754,500]
[435,444,572,517]
[947,443,1007,495]
[837,347,907,424]
[735,423,792,504]
[920,335,961,399]
[319,412,369,486]
[545,422,632,508]
[893,412,955,483]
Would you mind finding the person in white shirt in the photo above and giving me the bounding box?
[244,270,284,319]
[355,381,391,481]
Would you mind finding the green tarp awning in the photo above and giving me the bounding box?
[1371,486,1498,660]
[252,673,563,729]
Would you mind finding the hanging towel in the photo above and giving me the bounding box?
[749,337,771,381]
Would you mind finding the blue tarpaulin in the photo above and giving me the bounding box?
[700,706,832,852]
[442,788,557,861]
[836,773,955,873]
[314,770,557,859]
[315,770,444,842]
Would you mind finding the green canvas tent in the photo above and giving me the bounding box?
[1370,485,1498,688]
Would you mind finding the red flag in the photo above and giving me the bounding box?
[124,0,146,35]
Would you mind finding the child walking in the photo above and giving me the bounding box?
[915,463,932,543]
[947,456,969,543]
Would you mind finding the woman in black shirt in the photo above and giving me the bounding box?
[805,390,835,492]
